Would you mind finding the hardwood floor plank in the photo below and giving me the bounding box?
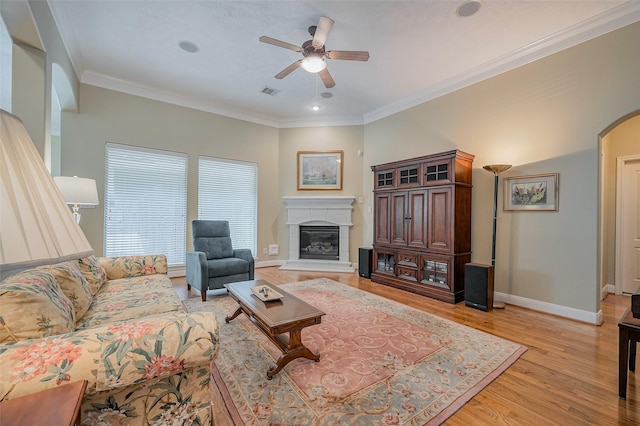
[173,268,640,425]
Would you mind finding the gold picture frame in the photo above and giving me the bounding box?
[297,150,344,190]
[503,173,559,212]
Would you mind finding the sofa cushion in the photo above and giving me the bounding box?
[76,274,183,329]
[98,255,168,280]
[50,261,93,320]
[78,255,107,296]
[0,268,76,343]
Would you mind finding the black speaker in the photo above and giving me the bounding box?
[359,248,373,278]
[464,263,494,312]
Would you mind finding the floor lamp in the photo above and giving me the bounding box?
[483,164,512,309]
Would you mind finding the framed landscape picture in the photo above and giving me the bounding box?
[503,173,558,212]
[297,150,343,190]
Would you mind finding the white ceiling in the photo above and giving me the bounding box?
[47,1,640,128]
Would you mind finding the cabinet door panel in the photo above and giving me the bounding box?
[428,187,452,251]
[407,190,427,248]
[391,192,408,246]
[374,193,391,245]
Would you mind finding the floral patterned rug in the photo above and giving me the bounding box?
[183,278,526,425]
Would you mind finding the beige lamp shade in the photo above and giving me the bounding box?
[0,109,94,277]
[54,176,99,207]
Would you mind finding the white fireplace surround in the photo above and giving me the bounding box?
[280,196,355,273]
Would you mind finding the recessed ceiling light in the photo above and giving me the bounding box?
[320,92,333,99]
[456,0,482,17]
[311,104,321,111]
[178,40,199,53]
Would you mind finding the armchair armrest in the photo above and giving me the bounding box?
[0,311,218,400]
[186,251,208,289]
[99,254,168,280]
[234,249,255,279]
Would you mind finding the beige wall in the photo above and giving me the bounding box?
[363,21,640,315]
[61,85,281,259]
[278,126,365,262]
[601,113,640,289]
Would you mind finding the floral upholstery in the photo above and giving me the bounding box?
[48,261,93,320]
[0,268,76,342]
[76,275,183,329]
[0,255,219,426]
[78,255,108,296]
[99,255,168,280]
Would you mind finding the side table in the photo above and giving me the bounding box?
[619,308,640,399]
[0,380,87,425]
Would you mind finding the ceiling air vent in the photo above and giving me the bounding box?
[261,87,280,96]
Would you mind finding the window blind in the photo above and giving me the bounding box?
[198,156,257,257]
[104,143,187,266]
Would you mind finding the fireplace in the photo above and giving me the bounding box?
[300,226,339,260]
[281,196,355,272]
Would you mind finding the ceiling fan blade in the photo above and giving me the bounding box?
[312,16,334,49]
[318,68,335,88]
[259,36,302,52]
[326,50,370,61]
[274,60,302,79]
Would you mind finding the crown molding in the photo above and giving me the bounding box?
[363,2,640,124]
[83,70,365,129]
[48,0,640,129]
[82,70,282,128]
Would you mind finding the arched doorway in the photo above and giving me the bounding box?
[599,110,640,298]
[50,63,77,175]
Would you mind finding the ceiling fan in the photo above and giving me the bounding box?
[259,16,370,88]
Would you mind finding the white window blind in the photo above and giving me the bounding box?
[105,143,187,266]
[198,156,257,257]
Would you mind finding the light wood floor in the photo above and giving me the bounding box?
[173,268,639,425]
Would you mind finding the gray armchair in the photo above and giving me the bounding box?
[186,220,255,301]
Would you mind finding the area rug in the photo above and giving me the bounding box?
[183,279,526,425]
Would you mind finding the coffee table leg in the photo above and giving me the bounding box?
[225,306,243,323]
[266,330,320,380]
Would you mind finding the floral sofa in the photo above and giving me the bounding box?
[0,254,219,425]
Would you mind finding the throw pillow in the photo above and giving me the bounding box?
[78,255,107,296]
[49,261,93,320]
[0,268,76,344]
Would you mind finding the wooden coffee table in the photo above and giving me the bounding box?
[224,279,325,379]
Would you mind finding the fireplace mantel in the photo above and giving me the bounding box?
[281,196,355,273]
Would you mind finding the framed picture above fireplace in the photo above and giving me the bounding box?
[297,150,343,190]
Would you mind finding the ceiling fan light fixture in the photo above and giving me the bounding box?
[301,56,327,73]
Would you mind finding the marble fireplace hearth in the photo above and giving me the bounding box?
[280,196,355,273]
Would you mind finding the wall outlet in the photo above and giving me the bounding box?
[268,244,279,255]
[262,247,268,255]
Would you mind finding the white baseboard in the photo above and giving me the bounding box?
[495,291,602,325]
[168,266,185,278]
[256,260,285,268]
[601,283,615,299]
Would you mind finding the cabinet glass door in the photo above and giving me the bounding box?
[421,258,449,288]
[376,170,394,188]
[376,252,395,274]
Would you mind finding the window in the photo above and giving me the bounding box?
[198,156,257,257]
[105,143,187,266]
